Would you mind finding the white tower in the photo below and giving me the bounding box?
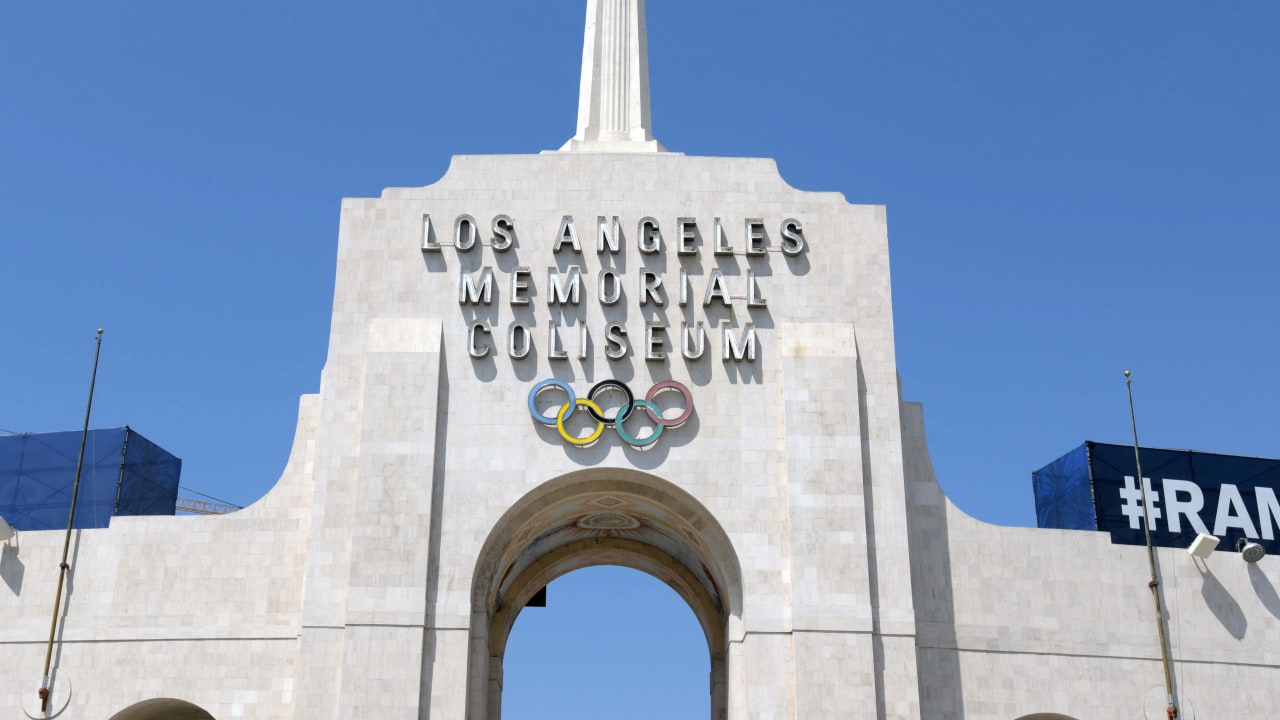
[561,0,667,152]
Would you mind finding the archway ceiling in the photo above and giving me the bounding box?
[494,491,721,615]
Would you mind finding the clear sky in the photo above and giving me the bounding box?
[2,1,1277,717]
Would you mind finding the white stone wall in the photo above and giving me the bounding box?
[300,152,916,720]
[0,394,318,719]
[1,152,1276,719]
[902,401,1280,718]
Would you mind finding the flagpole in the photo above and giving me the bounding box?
[1125,370,1178,720]
[39,329,104,713]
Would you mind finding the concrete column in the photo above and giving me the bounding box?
[778,323,879,717]
[487,656,504,720]
[421,628,470,720]
[742,633,796,720]
[711,657,728,720]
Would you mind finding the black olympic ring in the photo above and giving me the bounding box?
[585,379,635,425]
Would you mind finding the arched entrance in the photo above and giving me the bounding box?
[502,565,710,718]
[469,469,744,720]
[108,698,215,720]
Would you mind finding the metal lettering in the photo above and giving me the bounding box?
[747,269,767,307]
[598,269,622,305]
[459,267,495,305]
[780,218,806,256]
[421,214,440,251]
[597,216,622,254]
[548,267,583,305]
[604,322,629,360]
[468,322,490,358]
[723,323,757,362]
[510,267,531,305]
[548,323,568,360]
[745,218,766,255]
[491,214,515,252]
[681,321,705,360]
[713,217,733,255]
[677,217,698,255]
[454,214,479,251]
[554,215,582,253]
[508,323,532,359]
[638,217,662,254]
[703,269,730,307]
[640,269,664,306]
[645,322,667,361]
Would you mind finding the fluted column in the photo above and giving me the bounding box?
[561,0,667,152]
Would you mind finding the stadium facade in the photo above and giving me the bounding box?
[2,1,1276,718]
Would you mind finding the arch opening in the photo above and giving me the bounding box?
[502,565,711,719]
[108,698,215,720]
[469,469,743,720]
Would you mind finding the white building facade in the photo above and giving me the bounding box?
[2,2,1276,718]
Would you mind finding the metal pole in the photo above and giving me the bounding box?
[39,329,104,712]
[1125,370,1178,720]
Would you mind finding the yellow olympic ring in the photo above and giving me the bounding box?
[556,398,605,446]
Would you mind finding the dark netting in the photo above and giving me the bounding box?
[0,428,180,531]
[116,428,182,518]
[1032,443,1096,531]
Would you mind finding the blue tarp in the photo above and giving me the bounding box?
[0,428,181,531]
[1032,443,1096,531]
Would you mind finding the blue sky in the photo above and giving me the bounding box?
[2,1,1277,717]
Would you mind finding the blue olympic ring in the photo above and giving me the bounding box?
[528,379,694,448]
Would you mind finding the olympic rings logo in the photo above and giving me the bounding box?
[527,379,694,448]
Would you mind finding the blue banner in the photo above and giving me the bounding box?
[1037,442,1280,556]
[1089,442,1280,555]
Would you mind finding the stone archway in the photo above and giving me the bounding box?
[468,469,744,720]
[108,698,215,720]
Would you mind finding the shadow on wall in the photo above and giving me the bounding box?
[1249,564,1280,620]
[1,539,23,594]
[1015,714,1082,720]
[855,356,888,719]
[419,351,451,717]
[899,400,965,717]
[1196,566,1247,639]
